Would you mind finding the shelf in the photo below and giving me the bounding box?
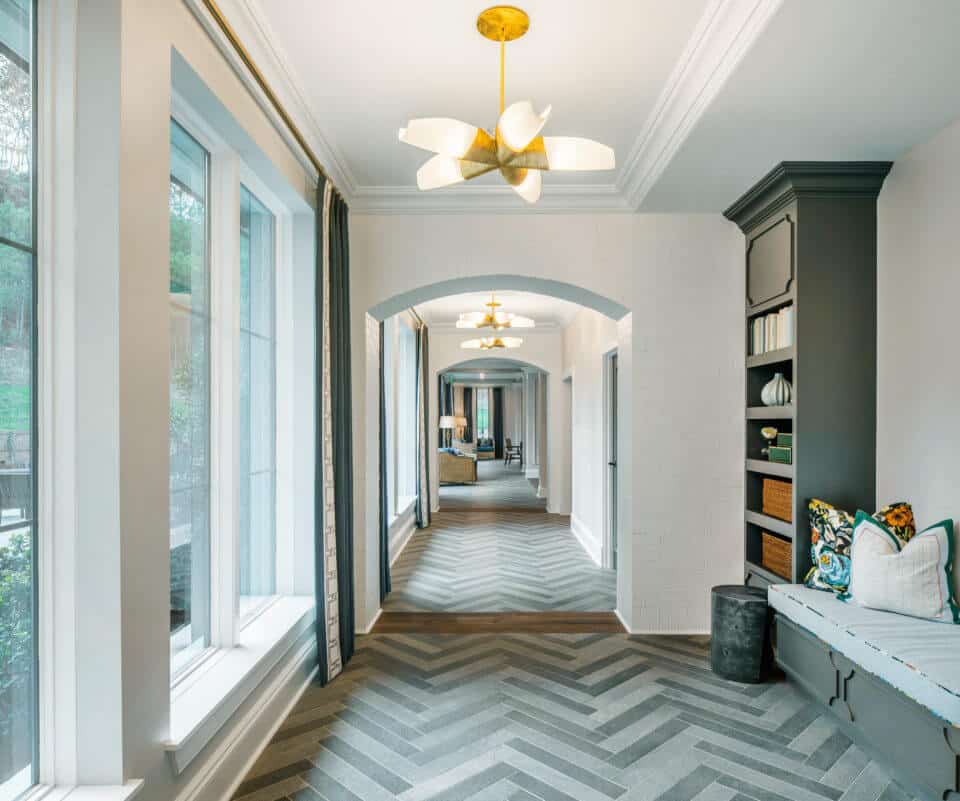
[745,560,789,585]
[745,458,793,478]
[746,405,794,420]
[746,346,795,369]
[745,510,794,538]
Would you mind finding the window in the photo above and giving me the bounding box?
[384,314,418,520]
[169,121,211,675]
[239,185,276,620]
[0,0,36,795]
[477,388,490,439]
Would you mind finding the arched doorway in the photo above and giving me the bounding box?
[362,277,633,628]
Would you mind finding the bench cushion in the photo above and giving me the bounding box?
[769,584,960,725]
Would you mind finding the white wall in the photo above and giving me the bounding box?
[426,327,564,514]
[562,308,619,564]
[351,213,744,634]
[877,115,960,527]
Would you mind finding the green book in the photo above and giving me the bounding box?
[769,446,792,464]
[777,433,793,448]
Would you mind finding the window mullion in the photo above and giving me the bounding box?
[210,148,241,649]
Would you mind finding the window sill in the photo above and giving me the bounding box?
[165,596,315,775]
[389,496,417,530]
[18,780,143,801]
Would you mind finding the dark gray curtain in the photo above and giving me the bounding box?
[315,180,328,685]
[493,387,504,459]
[463,386,473,442]
[316,177,354,684]
[378,321,390,601]
[415,324,431,528]
[330,189,354,669]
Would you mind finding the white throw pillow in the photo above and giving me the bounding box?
[846,511,959,624]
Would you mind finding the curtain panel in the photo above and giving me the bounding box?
[316,177,355,686]
[415,324,432,527]
[463,386,473,443]
[378,321,391,601]
[493,386,504,459]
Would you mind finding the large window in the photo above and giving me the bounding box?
[0,0,36,795]
[169,121,211,675]
[476,388,490,439]
[239,185,276,620]
[384,313,418,520]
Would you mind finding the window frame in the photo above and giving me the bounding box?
[168,94,293,683]
[0,0,40,796]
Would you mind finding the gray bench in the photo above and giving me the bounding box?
[769,585,960,801]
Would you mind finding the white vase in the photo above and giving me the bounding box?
[761,372,792,406]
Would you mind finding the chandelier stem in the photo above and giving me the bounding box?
[499,28,505,115]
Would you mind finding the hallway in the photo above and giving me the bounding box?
[385,461,615,613]
[233,632,912,801]
[439,460,546,512]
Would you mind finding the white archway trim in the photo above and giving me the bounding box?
[368,274,629,322]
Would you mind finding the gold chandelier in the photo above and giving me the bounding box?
[398,6,615,204]
[457,293,535,330]
[461,336,523,350]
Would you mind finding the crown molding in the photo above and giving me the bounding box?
[350,182,632,215]
[617,0,784,210]
[186,0,358,198]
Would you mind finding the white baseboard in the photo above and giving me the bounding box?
[570,514,602,565]
[357,607,382,635]
[524,466,539,479]
[389,511,417,566]
[614,606,710,637]
[176,634,317,801]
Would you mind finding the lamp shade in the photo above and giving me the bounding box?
[439,415,455,429]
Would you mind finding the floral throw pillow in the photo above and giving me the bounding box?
[804,499,915,594]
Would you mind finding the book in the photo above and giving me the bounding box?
[750,305,794,355]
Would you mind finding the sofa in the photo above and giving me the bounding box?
[438,449,477,484]
[770,584,960,800]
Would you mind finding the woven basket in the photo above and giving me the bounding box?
[762,478,793,522]
[762,532,792,580]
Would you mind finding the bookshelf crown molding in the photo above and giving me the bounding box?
[724,161,893,233]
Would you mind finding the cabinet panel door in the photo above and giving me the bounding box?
[747,213,795,307]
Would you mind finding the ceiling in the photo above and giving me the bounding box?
[239,0,708,204]
[232,0,960,212]
[642,0,960,211]
[417,290,583,327]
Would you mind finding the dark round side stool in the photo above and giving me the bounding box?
[710,585,772,683]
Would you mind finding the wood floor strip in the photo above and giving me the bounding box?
[370,611,626,634]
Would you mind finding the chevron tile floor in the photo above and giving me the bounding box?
[234,633,915,801]
[440,461,546,512]
[384,508,616,612]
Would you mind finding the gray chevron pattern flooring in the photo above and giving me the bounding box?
[384,508,616,612]
[440,461,546,512]
[234,633,915,801]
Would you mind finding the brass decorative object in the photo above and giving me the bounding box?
[398,6,615,203]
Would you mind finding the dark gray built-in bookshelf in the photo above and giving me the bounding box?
[724,162,891,587]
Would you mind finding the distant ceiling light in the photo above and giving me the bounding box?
[397,6,615,205]
[456,293,535,331]
[461,336,523,350]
